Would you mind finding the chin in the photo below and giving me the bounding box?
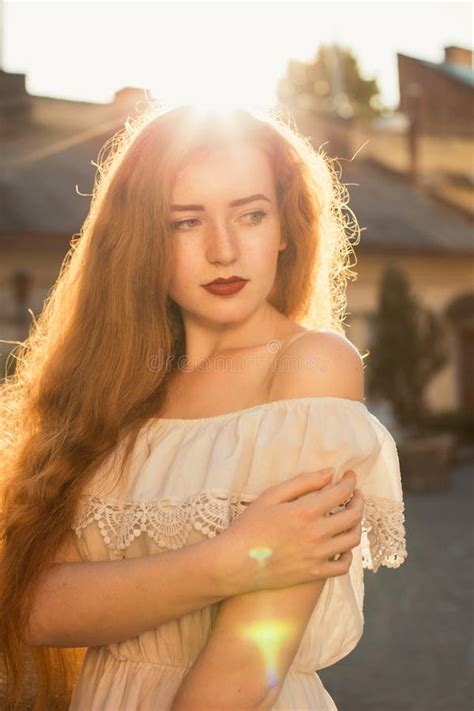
[195,301,258,325]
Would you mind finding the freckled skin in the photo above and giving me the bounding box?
[168,141,289,372]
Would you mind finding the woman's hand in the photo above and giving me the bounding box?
[219,469,363,595]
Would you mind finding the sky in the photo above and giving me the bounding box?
[1,1,472,111]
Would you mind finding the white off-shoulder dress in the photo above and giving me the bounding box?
[69,396,407,710]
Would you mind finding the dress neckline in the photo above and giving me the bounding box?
[150,395,368,428]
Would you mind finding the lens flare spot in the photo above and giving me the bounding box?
[248,546,273,562]
[238,618,297,691]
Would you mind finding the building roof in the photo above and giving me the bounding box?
[420,58,474,88]
[1,122,120,235]
[341,160,474,256]
[1,90,473,256]
[397,49,474,90]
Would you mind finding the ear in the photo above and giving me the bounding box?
[278,225,288,252]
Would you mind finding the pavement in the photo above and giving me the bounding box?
[318,453,474,711]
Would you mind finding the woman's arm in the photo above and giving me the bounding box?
[26,459,351,647]
[171,330,365,711]
[26,531,236,647]
[171,580,330,711]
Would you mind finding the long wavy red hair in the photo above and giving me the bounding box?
[0,101,361,709]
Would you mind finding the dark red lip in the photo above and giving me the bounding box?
[203,276,247,286]
[202,280,249,296]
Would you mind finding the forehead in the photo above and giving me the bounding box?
[172,142,274,197]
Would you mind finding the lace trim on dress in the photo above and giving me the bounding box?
[360,494,407,573]
[71,490,407,572]
[71,491,254,552]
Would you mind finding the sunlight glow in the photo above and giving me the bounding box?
[4,2,472,111]
[239,617,297,690]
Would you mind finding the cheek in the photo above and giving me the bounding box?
[246,233,281,276]
[169,242,200,291]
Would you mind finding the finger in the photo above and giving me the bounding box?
[308,488,363,540]
[325,521,362,556]
[345,488,364,515]
[320,549,353,577]
[262,468,336,505]
[296,470,357,513]
[334,486,363,510]
[321,489,364,537]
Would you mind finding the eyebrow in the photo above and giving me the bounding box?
[171,193,271,211]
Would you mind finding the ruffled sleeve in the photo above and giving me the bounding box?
[238,396,408,672]
[226,396,409,671]
[354,419,407,573]
[327,403,407,574]
[232,397,408,575]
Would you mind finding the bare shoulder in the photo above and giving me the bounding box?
[268,328,365,402]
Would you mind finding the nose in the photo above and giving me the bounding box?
[205,221,241,265]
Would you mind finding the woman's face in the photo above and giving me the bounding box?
[167,141,287,329]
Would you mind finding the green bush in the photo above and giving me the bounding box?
[366,263,449,431]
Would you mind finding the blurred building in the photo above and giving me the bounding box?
[349,45,474,216]
[398,45,473,136]
[1,71,141,371]
[341,159,474,415]
[278,44,474,415]
[1,58,473,414]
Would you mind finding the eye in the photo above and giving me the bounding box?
[171,210,267,231]
[244,209,267,224]
[171,218,201,230]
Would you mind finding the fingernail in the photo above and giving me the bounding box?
[321,467,334,479]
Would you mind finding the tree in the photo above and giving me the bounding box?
[277,43,385,122]
[366,263,449,431]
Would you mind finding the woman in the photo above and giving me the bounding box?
[0,102,407,710]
